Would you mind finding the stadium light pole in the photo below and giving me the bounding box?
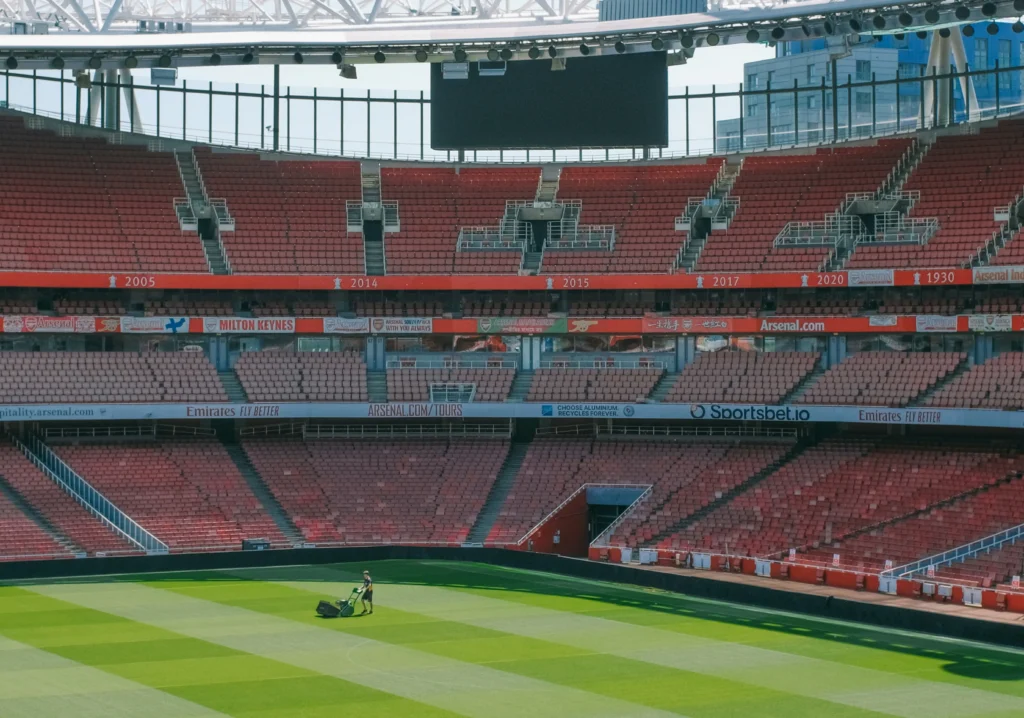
[273,64,280,151]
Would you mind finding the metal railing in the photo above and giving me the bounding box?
[209,198,235,231]
[429,382,477,403]
[14,435,168,554]
[674,197,705,231]
[457,223,532,251]
[5,63,1024,162]
[539,358,665,369]
[385,357,518,369]
[589,485,655,548]
[597,424,799,439]
[303,422,513,438]
[41,424,216,440]
[886,522,1024,579]
[774,214,865,248]
[515,482,650,547]
[546,224,616,250]
[858,212,939,245]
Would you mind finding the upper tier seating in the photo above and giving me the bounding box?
[54,296,126,316]
[672,291,758,316]
[387,368,515,402]
[0,116,208,273]
[802,469,1024,575]
[846,121,1024,268]
[661,439,1022,556]
[926,353,1024,410]
[0,444,134,556]
[462,295,550,317]
[55,440,286,549]
[242,438,509,544]
[541,162,723,274]
[525,367,662,402]
[194,148,365,274]
[234,351,367,403]
[352,297,445,317]
[664,351,820,404]
[696,140,912,272]
[797,351,965,406]
[383,167,540,274]
[570,297,658,316]
[0,352,227,404]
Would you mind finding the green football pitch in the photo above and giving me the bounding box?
[2,560,1024,718]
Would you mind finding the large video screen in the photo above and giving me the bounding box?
[430,52,668,150]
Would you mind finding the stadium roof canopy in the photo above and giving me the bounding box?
[1,0,1022,68]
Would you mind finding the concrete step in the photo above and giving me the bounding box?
[466,443,530,544]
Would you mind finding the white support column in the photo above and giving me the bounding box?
[118,68,143,132]
[87,69,102,127]
[949,29,980,121]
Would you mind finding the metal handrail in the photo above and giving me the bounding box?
[303,422,513,438]
[589,485,654,548]
[14,435,168,554]
[42,424,216,440]
[539,358,665,369]
[597,424,799,439]
[887,522,1024,578]
[515,482,650,547]
[385,357,518,369]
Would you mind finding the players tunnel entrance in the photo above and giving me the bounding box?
[525,485,646,557]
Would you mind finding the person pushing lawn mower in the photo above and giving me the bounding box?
[360,570,374,615]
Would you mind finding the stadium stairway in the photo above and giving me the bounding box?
[222,442,303,546]
[507,371,535,402]
[366,372,388,403]
[218,371,248,403]
[465,442,530,545]
[648,372,680,403]
[643,437,817,548]
[780,364,827,404]
[0,471,81,555]
[907,361,972,407]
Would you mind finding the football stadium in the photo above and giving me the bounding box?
[3,0,1024,713]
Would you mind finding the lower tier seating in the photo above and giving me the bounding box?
[801,472,1024,576]
[243,437,509,545]
[387,368,515,402]
[234,351,368,403]
[525,367,663,402]
[797,352,965,406]
[0,488,69,560]
[664,351,820,404]
[660,439,1024,560]
[0,444,134,555]
[54,440,285,549]
[0,352,227,404]
[484,438,793,546]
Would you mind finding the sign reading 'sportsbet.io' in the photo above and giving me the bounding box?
[687,404,811,421]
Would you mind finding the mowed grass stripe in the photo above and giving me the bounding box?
[408,561,1024,686]
[29,581,679,718]
[245,565,1024,718]
[0,633,229,718]
[155,570,885,718]
[0,587,455,718]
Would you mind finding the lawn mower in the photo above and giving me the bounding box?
[316,586,365,618]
